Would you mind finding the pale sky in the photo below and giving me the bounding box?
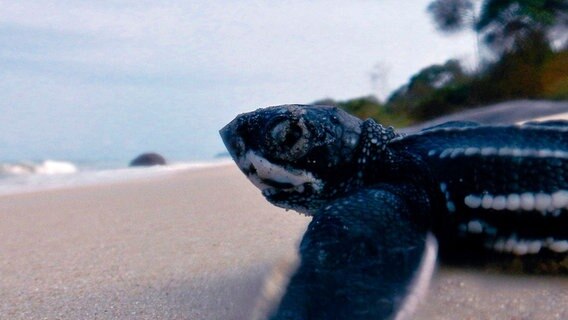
[0,0,477,162]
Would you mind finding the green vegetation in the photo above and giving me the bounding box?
[317,0,567,124]
[312,96,412,128]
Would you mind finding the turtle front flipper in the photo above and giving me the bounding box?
[265,185,436,320]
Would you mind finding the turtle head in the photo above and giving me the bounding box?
[220,105,363,214]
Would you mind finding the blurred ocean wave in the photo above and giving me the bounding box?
[0,160,78,177]
[0,158,232,196]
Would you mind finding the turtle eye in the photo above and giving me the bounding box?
[271,120,302,147]
[268,119,310,160]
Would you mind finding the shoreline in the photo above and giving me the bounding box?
[0,159,234,198]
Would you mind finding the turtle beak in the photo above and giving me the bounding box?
[220,114,254,162]
[219,119,242,161]
[219,121,234,150]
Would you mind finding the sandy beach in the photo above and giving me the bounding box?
[1,164,567,319]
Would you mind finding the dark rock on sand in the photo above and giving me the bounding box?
[129,153,166,167]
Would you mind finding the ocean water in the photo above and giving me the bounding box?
[0,99,235,196]
[0,157,233,196]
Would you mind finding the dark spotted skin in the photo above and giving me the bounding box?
[220,105,568,320]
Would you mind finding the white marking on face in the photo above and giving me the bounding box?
[238,150,323,193]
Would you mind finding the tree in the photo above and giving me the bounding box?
[478,0,568,52]
[312,96,412,127]
[428,0,568,53]
[428,0,475,33]
[386,60,470,115]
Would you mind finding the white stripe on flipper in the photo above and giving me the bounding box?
[394,233,438,320]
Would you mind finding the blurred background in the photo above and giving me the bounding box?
[0,0,566,179]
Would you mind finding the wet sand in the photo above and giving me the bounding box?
[1,164,567,319]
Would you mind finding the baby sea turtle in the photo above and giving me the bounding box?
[220,105,568,320]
